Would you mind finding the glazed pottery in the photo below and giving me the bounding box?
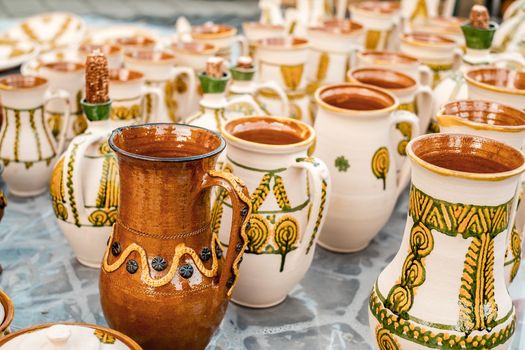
[216,116,330,307]
[369,133,525,350]
[465,68,525,110]
[100,123,251,350]
[0,289,14,338]
[191,23,248,60]
[437,100,525,285]
[410,16,465,45]
[114,35,157,54]
[0,38,38,72]
[124,49,196,122]
[493,3,525,53]
[401,0,439,25]
[0,75,70,197]
[109,68,162,127]
[349,1,401,51]
[39,61,87,143]
[253,37,312,123]
[79,43,123,70]
[400,32,461,87]
[0,323,142,349]
[314,84,420,252]
[347,67,433,173]
[242,21,285,55]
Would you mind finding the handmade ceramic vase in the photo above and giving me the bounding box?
[437,100,525,285]
[191,23,248,61]
[314,84,420,252]
[242,22,285,55]
[216,116,331,307]
[0,323,142,349]
[123,50,196,123]
[369,133,524,350]
[349,1,401,51]
[253,37,312,123]
[79,43,123,70]
[465,68,525,110]
[347,68,433,174]
[109,68,161,127]
[0,75,70,197]
[0,289,13,338]
[39,61,87,143]
[100,123,251,350]
[355,50,433,86]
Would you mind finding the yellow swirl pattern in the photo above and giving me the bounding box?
[372,147,390,190]
[274,215,299,272]
[376,327,400,350]
[509,225,522,282]
[246,214,270,253]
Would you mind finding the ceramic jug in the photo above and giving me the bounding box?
[314,83,419,252]
[465,68,525,110]
[347,67,433,173]
[123,50,196,123]
[0,75,70,197]
[0,288,13,338]
[39,61,87,144]
[100,123,251,350]
[369,133,524,350]
[437,100,525,285]
[215,116,331,308]
[109,68,162,127]
[253,37,312,123]
[191,22,249,61]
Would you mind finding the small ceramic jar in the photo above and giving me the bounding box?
[0,289,14,338]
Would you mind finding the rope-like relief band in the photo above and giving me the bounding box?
[116,219,211,240]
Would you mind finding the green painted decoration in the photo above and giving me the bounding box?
[334,155,350,172]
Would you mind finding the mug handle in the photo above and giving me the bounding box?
[415,84,433,134]
[233,34,249,57]
[291,156,331,255]
[452,47,463,71]
[200,169,252,297]
[171,67,197,121]
[44,89,71,155]
[253,81,290,117]
[391,110,420,199]
[141,85,162,123]
[418,65,433,87]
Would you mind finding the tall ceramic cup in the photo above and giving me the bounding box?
[369,133,524,350]
[437,100,525,285]
[216,116,331,307]
[465,68,525,110]
[314,84,419,252]
[100,123,251,350]
[191,23,248,61]
[124,50,196,123]
[347,68,433,173]
[0,75,70,196]
[109,68,162,126]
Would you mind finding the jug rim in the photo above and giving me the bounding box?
[465,67,525,96]
[347,67,417,92]
[109,123,225,162]
[0,74,47,91]
[407,133,525,181]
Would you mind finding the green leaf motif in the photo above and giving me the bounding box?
[334,156,350,172]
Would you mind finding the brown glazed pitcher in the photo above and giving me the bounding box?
[99,123,251,350]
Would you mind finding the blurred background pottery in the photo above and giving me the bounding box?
[0,289,14,338]
[242,21,285,56]
[191,22,249,61]
[79,43,123,70]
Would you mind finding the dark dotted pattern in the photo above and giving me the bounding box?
[126,260,138,274]
[200,247,212,261]
[151,256,168,272]
[111,242,121,256]
[179,264,194,278]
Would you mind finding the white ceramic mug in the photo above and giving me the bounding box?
[314,83,419,252]
[242,21,285,55]
[191,23,249,61]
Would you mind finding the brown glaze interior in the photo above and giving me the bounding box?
[353,1,400,13]
[42,61,84,72]
[110,124,224,160]
[311,19,363,34]
[109,68,144,82]
[466,68,525,91]
[225,116,311,146]
[403,32,456,44]
[320,84,395,111]
[80,43,121,55]
[115,36,156,46]
[125,50,174,61]
[360,50,418,64]
[351,68,416,89]
[0,74,46,89]
[171,41,216,53]
[441,100,525,127]
[257,37,308,48]
[192,23,233,34]
[411,134,524,174]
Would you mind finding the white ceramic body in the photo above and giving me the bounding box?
[493,11,525,54]
[191,28,248,61]
[401,0,440,20]
[466,81,525,110]
[349,4,400,51]
[228,79,290,118]
[242,22,285,49]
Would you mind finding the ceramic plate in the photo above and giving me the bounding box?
[84,25,158,45]
[20,48,80,76]
[3,12,86,52]
[0,38,39,71]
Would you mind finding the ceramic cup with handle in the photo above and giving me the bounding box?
[215,116,331,307]
[347,67,433,174]
[78,43,123,70]
[191,22,249,61]
[242,22,285,56]
[0,75,71,197]
[314,83,419,252]
[124,49,196,123]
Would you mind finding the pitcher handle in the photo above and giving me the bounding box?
[418,65,433,87]
[415,84,433,134]
[45,89,71,155]
[254,81,290,117]
[171,67,197,121]
[291,157,331,255]
[392,110,420,199]
[201,169,252,297]
[234,34,249,58]
[141,85,162,123]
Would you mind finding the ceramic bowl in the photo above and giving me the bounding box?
[0,289,14,338]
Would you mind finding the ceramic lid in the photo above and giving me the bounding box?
[0,323,142,350]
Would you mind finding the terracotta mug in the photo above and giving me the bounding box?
[191,23,249,61]
[78,43,123,70]
[216,116,331,308]
[314,83,419,252]
[0,288,13,338]
[124,50,196,123]
[109,68,162,126]
[347,67,433,172]
[100,123,251,350]
[465,67,525,110]
[0,75,71,197]
[437,100,525,285]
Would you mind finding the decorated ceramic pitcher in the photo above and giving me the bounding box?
[369,133,524,350]
[437,100,525,285]
[123,50,196,122]
[215,116,330,308]
[0,75,70,197]
[0,289,13,338]
[314,83,419,252]
[100,123,251,350]
[191,22,248,61]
